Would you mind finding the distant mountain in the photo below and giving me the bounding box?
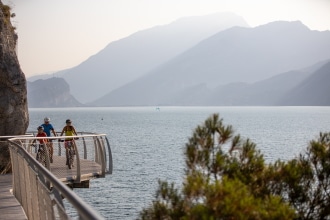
[97,59,326,106]
[91,21,330,106]
[27,78,83,107]
[203,59,330,106]
[277,61,330,106]
[27,68,70,81]
[60,12,249,103]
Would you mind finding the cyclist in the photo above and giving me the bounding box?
[60,119,78,168]
[31,126,49,166]
[41,117,57,163]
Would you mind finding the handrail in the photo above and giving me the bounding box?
[0,134,33,138]
[7,139,105,219]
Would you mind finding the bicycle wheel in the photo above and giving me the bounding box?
[69,147,74,168]
[36,151,40,162]
[66,147,71,169]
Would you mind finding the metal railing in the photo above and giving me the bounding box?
[14,132,113,184]
[0,135,34,174]
[1,132,113,219]
[7,137,105,219]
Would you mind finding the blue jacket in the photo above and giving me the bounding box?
[41,123,54,137]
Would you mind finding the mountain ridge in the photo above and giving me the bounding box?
[91,20,330,106]
[59,12,249,103]
[26,59,330,107]
[277,61,330,106]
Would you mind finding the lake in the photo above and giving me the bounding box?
[28,106,330,219]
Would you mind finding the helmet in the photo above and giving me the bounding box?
[66,119,72,123]
[37,126,44,130]
[44,117,50,122]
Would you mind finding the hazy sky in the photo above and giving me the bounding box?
[3,0,330,77]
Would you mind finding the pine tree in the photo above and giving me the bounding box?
[139,114,297,219]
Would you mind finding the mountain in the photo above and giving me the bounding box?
[95,59,326,106]
[277,61,330,106]
[27,78,83,107]
[27,68,70,81]
[91,21,330,106]
[203,59,330,106]
[60,12,249,103]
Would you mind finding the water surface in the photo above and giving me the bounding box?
[28,106,330,219]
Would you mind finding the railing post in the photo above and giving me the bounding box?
[93,137,100,164]
[57,140,62,156]
[44,142,51,170]
[74,140,81,183]
[105,136,113,174]
[96,137,106,177]
[82,135,87,159]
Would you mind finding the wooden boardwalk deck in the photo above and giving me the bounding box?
[0,174,27,220]
[47,155,103,183]
[0,158,103,219]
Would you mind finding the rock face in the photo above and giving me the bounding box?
[27,77,83,107]
[0,2,29,173]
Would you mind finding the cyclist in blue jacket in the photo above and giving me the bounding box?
[41,117,57,163]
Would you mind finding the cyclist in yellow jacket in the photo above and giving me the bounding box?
[60,119,77,139]
[60,119,78,168]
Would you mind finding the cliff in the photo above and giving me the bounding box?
[27,77,83,107]
[0,1,29,173]
[0,2,29,135]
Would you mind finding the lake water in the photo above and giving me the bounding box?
[28,106,330,219]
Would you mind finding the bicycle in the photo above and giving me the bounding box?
[35,144,47,167]
[65,140,75,169]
